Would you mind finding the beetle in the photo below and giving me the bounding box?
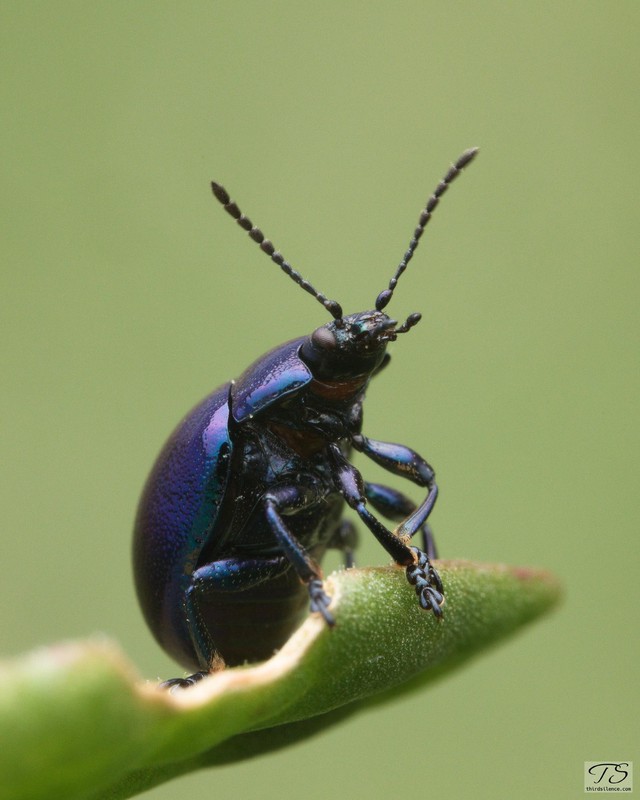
[133,148,478,688]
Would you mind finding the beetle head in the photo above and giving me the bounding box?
[299,309,422,380]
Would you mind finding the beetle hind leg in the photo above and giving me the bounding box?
[181,555,292,671]
[159,671,210,692]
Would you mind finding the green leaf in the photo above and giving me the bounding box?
[0,561,560,800]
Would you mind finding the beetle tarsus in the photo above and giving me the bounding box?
[406,546,445,618]
[159,670,209,692]
[308,578,335,626]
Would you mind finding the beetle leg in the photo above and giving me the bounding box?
[328,443,414,564]
[190,556,291,592]
[328,443,444,616]
[159,671,209,692]
[352,435,438,540]
[183,556,292,670]
[327,519,359,568]
[264,486,335,626]
[365,482,438,559]
[406,546,444,616]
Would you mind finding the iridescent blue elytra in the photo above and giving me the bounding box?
[133,148,478,687]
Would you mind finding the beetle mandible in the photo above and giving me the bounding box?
[133,148,479,688]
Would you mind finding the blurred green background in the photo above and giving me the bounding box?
[1,3,638,798]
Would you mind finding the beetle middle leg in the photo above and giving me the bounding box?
[264,484,335,626]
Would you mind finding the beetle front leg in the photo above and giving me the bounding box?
[365,482,438,559]
[352,435,438,539]
[264,485,335,626]
[328,444,444,617]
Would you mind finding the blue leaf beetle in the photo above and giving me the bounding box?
[133,148,479,688]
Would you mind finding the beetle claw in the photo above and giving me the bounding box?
[309,578,336,626]
[159,671,209,692]
[406,547,445,618]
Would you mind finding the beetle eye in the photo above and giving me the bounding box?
[311,326,337,350]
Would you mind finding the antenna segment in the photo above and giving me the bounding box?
[375,147,479,312]
[211,182,343,321]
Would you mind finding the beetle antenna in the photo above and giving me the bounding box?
[375,147,479,312]
[211,182,344,322]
